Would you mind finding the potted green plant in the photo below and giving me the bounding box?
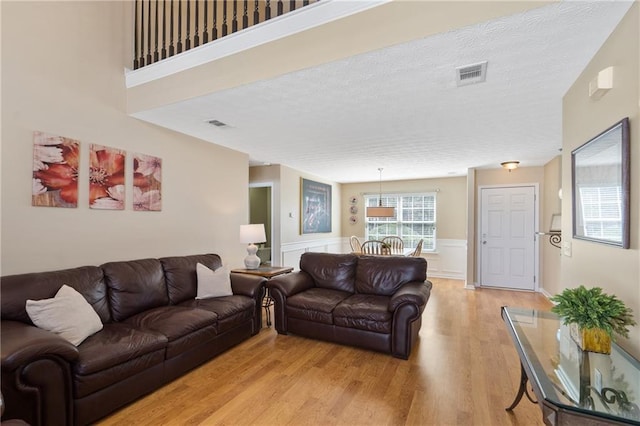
[550,285,636,354]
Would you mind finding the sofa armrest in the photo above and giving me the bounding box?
[230,273,266,299]
[1,321,77,426]
[266,271,314,297]
[388,280,433,313]
[1,321,79,371]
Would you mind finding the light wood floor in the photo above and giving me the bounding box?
[98,278,552,426]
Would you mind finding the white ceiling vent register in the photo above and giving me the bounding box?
[455,61,488,87]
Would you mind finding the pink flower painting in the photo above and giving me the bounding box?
[133,153,162,211]
[89,144,126,210]
[32,131,80,208]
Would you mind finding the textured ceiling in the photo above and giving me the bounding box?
[132,1,633,183]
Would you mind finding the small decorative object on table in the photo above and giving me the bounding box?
[550,285,636,354]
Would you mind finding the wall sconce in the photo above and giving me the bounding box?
[366,168,395,218]
[589,66,614,100]
[240,224,266,269]
[501,161,520,172]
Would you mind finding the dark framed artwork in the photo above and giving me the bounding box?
[301,178,332,234]
[572,117,630,248]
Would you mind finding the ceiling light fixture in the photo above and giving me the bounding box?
[366,168,395,218]
[501,161,520,172]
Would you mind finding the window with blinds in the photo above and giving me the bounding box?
[364,193,436,250]
[578,186,622,241]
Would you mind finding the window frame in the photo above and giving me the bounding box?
[364,192,437,251]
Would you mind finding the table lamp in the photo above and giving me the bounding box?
[239,224,266,269]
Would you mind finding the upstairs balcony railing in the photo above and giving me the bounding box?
[133,0,319,69]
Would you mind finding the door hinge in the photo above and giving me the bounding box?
[534,276,536,283]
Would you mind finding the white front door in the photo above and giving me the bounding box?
[480,186,536,290]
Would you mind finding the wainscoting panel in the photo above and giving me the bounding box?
[280,238,466,280]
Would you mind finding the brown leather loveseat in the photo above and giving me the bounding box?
[1,254,266,426]
[267,252,432,359]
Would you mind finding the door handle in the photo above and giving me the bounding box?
[482,241,487,245]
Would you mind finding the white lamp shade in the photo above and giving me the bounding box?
[240,224,266,244]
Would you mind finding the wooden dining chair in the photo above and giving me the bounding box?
[382,236,404,255]
[360,240,391,255]
[410,239,424,257]
[349,236,362,252]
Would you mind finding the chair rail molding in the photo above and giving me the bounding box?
[280,237,466,280]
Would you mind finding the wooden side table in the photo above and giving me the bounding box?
[231,266,293,327]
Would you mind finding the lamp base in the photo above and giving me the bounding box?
[244,243,261,269]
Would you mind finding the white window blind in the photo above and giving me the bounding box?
[364,193,436,250]
[579,186,622,240]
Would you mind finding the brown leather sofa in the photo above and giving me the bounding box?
[1,254,266,426]
[267,252,432,359]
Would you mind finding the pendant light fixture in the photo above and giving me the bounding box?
[366,168,395,218]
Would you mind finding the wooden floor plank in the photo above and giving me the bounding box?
[98,278,551,426]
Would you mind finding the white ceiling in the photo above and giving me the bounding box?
[131,1,633,183]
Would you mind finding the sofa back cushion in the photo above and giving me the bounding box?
[102,258,168,322]
[1,266,110,324]
[355,256,427,296]
[159,254,222,304]
[299,252,357,293]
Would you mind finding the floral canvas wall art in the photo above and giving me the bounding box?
[89,144,126,210]
[32,131,80,208]
[133,153,162,211]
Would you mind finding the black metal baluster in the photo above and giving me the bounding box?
[134,0,139,69]
[185,0,191,50]
[161,0,167,58]
[147,0,152,64]
[140,0,146,66]
[177,0,183,53]
[203,0,209,43]
[277,0,283,16]
[232,0,237,33]
[194,0,200,46]
[242,0,248,29]
[169,0,175,56]
[213,0,218,40]
[253,0,259,25]
[265,0,271,20]
[289,0,295,12]
[222,0,228,36]
[154,0,159,62]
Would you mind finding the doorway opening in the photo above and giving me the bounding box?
[249,185,273,266]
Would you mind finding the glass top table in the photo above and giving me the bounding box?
[502,306,640,426]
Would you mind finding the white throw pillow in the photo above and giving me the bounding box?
[196,263,233,299]
[26,284,103,346]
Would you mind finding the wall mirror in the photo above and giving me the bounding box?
[572,117,630,248]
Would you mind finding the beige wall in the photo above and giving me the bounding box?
[250,164,341,264]
[541,156,562,296]
[341,176,467,240]
[1,1,250,275]
[562,4,639,357]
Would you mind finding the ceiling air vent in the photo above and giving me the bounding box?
[455,61,487,87]
[207,119,227,127]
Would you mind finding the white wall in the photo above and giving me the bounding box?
[1,1,250,275]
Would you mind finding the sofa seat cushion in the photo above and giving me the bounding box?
[124,306,218,359]
[179,295,254,333]
[286,288,351,325]
[75,323,166,375]
[333,294,392,333]
[73,323,167,398]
